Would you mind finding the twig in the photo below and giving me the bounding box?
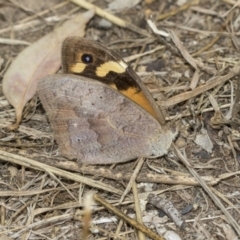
[0,2,69,35]
[93,194,165,240]
[191,10,232,57]
[119,157,145,203]
[161,66,240,107]
[157,0,199,20]
[69,0,150,37]
[0,38,30,45]
[148,194,185,229]
[173,144,240,236]
[0,150,122,195]
[132,182,145,240]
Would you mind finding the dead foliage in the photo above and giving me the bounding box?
[0,0,240,239]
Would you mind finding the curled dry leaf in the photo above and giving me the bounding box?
[2,10,95,129]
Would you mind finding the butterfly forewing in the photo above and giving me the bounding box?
[61,37,164,121]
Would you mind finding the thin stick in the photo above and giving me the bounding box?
[0,150,122,195]
[161,66,240,107]
[173,144,240,236]
[132,182,145,240]
[119,157,145,203]
[157,0,199,20]
[191,11,232,57]
[70,0,150,37]
[93,194,165,240]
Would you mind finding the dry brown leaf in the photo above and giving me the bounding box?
[2,10,94,129]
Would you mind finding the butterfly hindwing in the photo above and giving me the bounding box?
[37,74,171,164]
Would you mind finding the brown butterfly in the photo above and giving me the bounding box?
[37,37,175,164]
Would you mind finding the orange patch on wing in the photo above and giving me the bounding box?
[120,87,157,119]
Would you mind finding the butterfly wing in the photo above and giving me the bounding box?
[61,37,165,124]
[37,74,173,164]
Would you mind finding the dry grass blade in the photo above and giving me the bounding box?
[119,157,145,203]
[210,187,240,216]
[132,182,145,240]
[7,214,72,238]
[161,66,240,107]
[124,45,165,63]
[191,11,232,57]
[82,193,94,240]
[173,144,240,236]
[0,185,79,197]
[79,165,221,186]
[0,38,30,45]
[93,194,165,240]
[169,30,197,70]
[0,150,122,195]
[69,0,150,37]
[169,30,200,90]
[157,0,199,20]
[1,1,240,239]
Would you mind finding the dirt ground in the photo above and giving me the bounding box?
[0,0,240,239]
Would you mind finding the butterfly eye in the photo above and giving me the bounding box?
[81,54,93,64]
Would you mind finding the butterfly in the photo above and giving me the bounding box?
[37,37,175,164]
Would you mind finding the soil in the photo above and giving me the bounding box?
[0,0,240,239]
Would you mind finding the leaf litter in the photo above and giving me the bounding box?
[0,0,240,239]
[2,10,94,129]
